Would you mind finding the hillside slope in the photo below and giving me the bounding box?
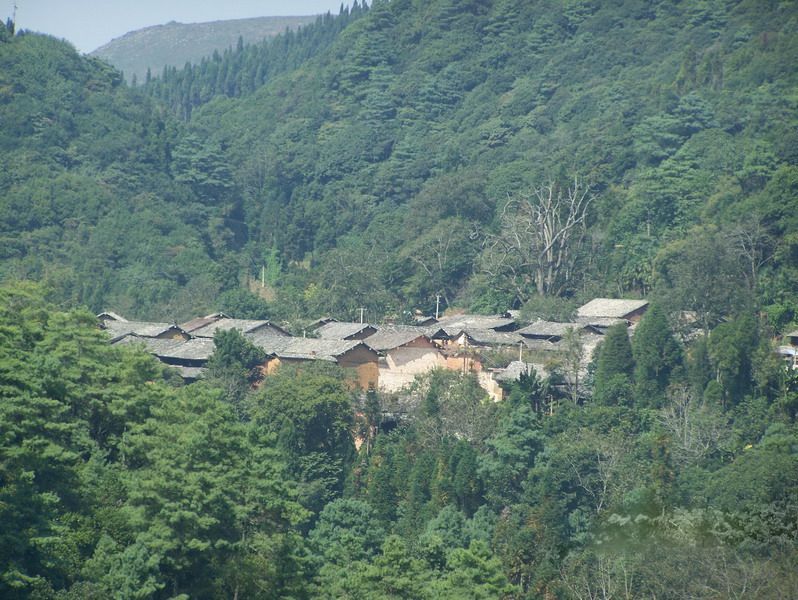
[1,0,797,328]
[91,15,316,82]
[0,24,242,320]
[172,0,798,322]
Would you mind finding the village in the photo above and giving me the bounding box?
[98,298,653,402]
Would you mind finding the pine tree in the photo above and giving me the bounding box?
[593,323,634,405]
[632,304,682,407]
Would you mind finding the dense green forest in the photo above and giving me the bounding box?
[1,0,798,597]
[1,282,796,598]
[2,0,796,325]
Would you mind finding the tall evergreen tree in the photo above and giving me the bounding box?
[632,304,682,407]
[593,323,634,405]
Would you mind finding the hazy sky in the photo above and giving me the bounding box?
[9,1,346,53]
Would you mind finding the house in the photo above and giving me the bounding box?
[434,327,527,379]
[576,298,649,324]
[97,311,128,323]
[777,345,798,369]
[248,334,379,390]
[187,317,289,338]
[180,312,230,333]
[365,328,446,392]
[101,320,190,343]
[434,313,519,335]
[481,360,548,401]
[316,321,378,340]
[112,335,216,381]
[518,320,595,342]
[413,315,438,327]
[453,328,524,348]
[308,317,339,329]
[777,330,798,369]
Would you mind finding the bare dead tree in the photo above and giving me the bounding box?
[659,384,730,465]
[563,429,632,515]
[558,551,637,600]
[480,176,594,303]
[727,216,773,291]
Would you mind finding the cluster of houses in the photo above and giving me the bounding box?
[99,298,651,401]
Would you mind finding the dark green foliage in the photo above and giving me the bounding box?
[205,327,267,415]
[309,498,385,564]
[4,0,798,318]
[93,16,318,84]
[687,333,712,397]
[654,227,753,330]
[593,324,635,406]
[249,365,356,514]
[633,304,683,406]
[479,397,544,507]
[431,540,517,599]
[216,287,272,319]
[0,32,242,319]
[124,0,798,316]
[707,314,759,406]
[0,283,312,598]
[143,8,367,118]
[207,327,266,375]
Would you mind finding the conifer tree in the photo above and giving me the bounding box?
[632,304,682,407]
[593,323,634,405]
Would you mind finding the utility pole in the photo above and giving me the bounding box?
[435,294,441,319]
[519,341,523,362]
[359,307,365,324]
[261,265,265,288]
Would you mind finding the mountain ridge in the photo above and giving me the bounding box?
[90,15,318,82]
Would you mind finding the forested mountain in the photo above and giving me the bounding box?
[1,2,798,598]
[91,15,317,84]
[0,24,236,321]
[2,0,797,326]
[149,0,797,326]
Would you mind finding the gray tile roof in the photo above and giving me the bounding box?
[316,321,376,340]
[111,335,216,361]
[102,320,186,340]
[379,323,436,333]
[309,317,339,329]
[159,338,217,361]
[189,318,288,338]
[413,315,438,326]
[494,361,545,382]
[521,338,560,351]
[112,335,178,352]
[365,328,431,352]
[434,314,517,333]
[518,320,583,338]
[114,335,216,362]
[576,317,629,329]
[180,313,227,333]
[460,329,524,346]
[97,311,128,322]
[248,334,371,361]
[576,298,648,319]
